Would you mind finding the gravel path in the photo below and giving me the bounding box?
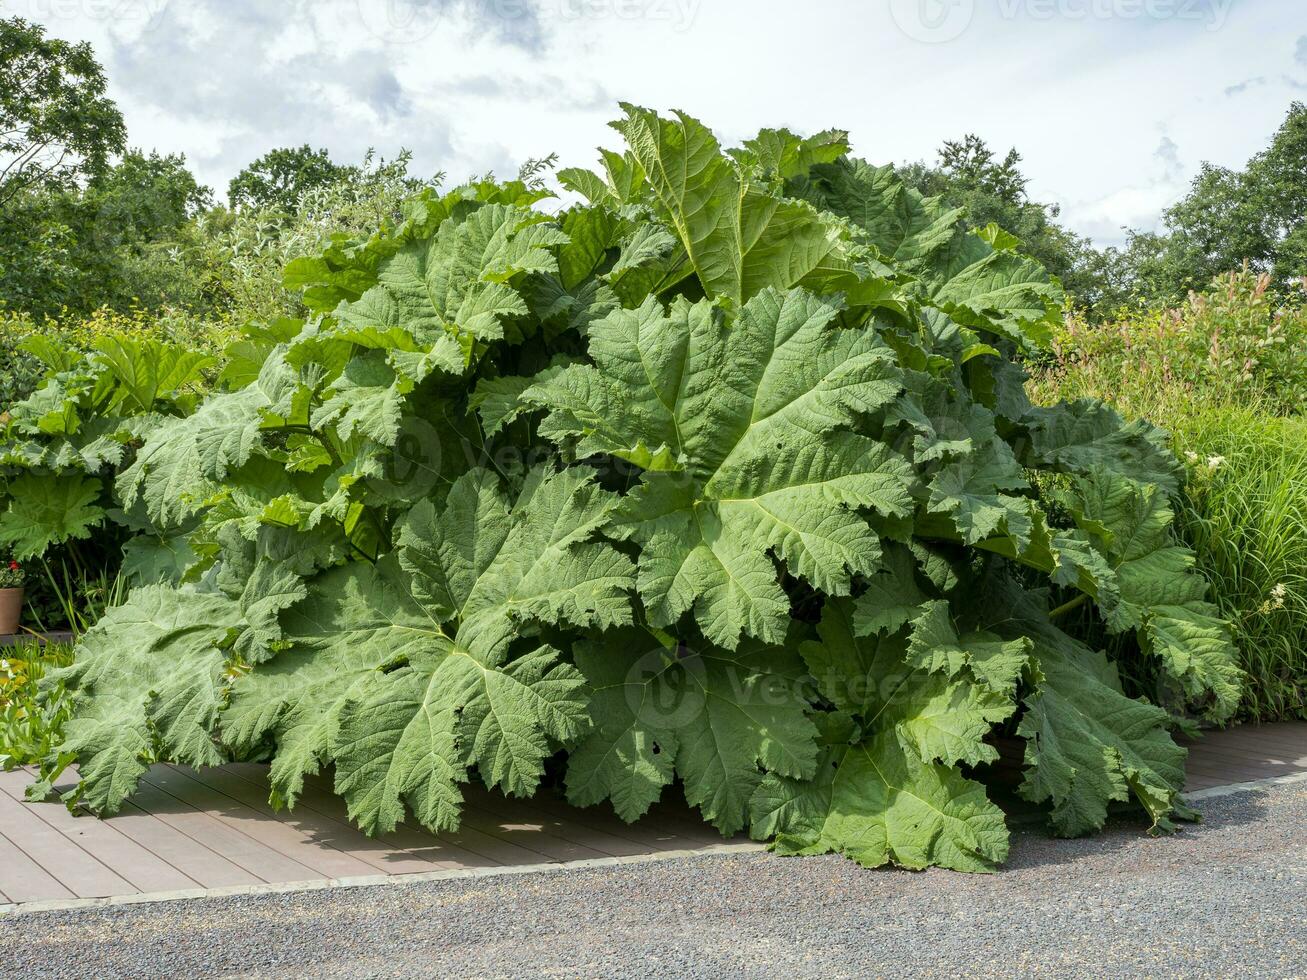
[4,783,1304,979]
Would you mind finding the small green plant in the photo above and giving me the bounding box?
[0,557,23,589]
[31,561,127,636]
[0,640,74,769]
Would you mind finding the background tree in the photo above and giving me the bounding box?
[227,144,356,212]
[1125,102,1307,301]
[0,150,213,317]
[897,134,1123,312]
[0,16,125,212]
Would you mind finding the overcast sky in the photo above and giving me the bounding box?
[14,0,1306,247]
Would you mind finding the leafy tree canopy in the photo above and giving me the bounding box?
[0,16,125,212]
[1126,102,1307,300]
[228,144,358,213]
[0,150,212,317]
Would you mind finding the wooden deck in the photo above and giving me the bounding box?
[0,722,1303,907]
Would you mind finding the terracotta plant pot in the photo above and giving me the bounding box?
[0,587,23,635]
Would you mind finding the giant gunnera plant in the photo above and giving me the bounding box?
[27,107,1242,872]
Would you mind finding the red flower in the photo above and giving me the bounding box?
[7,561,17,571]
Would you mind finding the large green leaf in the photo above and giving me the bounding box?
[527,287,912,648]
[801,157,1062,347]
[46,586,240,814]
[984,576,1194,836]
[610,104,856,307]
[91,336,216,414]
[1066,468,1243,719]
[804,598,1018,767]
[229,466,635,833]
[566,626,818,835]
[796,157,963,267]
[0,473,105,559]
[1021,400,1183,494]
[336,202,567,349]
[117,354,297,529]
[749,732,1009,873]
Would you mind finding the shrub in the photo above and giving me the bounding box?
[28,107,1240,873]
[0,325,224,630]
[193,151,441,327]
[1034,269,1307,418]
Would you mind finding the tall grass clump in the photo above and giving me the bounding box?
[1031,269,1307,721]
[1169,409,1307,720]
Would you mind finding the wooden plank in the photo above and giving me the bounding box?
[139,767,377,880]
[0,789,134,898]
[1191,752,1301,773]
[101,802,263,890]
[0,770,196,894]
[1187,738,1307,766]
[33,766,266,890]
[124,776,322,885]
[230,763,541,872]
[1197,726,1307,753]
[632,799,738,848]
[1194,725,1307,749]
[370,784,611,864]
[271,766,533,868]
[172,764,459,877]
[0,833,75,903]
[483,788,698,853]
[461,790,656,858]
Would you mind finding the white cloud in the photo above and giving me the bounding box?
[18,0,1306,235]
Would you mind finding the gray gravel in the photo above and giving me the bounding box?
[3,783,1305,980]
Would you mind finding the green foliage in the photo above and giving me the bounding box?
[896,133,1121,313]
[31,106,1240,874]
[0,325,222,629]
[1031,274,1306,721]
[229,145,361,213]
[0,150,214,319]
[0,640,75,770]
[1123,102,1307,302]
[1036,270,1307,418]
[0,16,125,211]
[1168,411,1307,720]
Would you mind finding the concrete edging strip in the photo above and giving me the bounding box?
[0,842,768,917]
[2,771,1304,917]
[1179,769,1307,801]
